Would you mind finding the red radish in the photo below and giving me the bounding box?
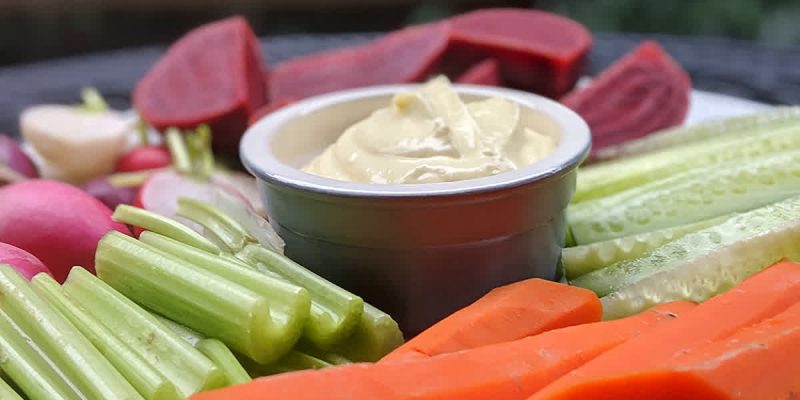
[269,23,450,101]
[0,133,38,180]
[0,242,52,280]
[0,180,128,282]
[248,98,297,127]
[81,177,137,209]
[455,59,502,86]
[115,145,172,173]
[561,41,691,159]
[135,170,254,226]
[446,9,592,98]
[134,16,268,153]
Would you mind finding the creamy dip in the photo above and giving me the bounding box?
[302,76,558,184]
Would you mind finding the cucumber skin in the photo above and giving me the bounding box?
[569,149,800,244]
[575,122,800,203]
[573,195,800,319]
[563,216,725,280]
[592,106,800,162]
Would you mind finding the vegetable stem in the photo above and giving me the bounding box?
[33,273,181,400]
[112,204,219,254]
[238,245,365,350]
[196,339,252,386]
[94,231,284,364]
[79,87,109,113]
[0,375,23,400]
[0,265,142,400]
[166,128,192,175]
[139,231,309,362]
[63,267,225,397]
[177,197,253,252]
[0,302,80,400]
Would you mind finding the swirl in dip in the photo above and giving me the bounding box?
[302,76,558,184]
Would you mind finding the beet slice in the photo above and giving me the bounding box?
[561,41,691,157]
[445,9,592,98]
[455,59,502,86]
[269,23,450,101]
[134,16,268,153]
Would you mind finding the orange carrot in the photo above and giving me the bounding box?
[530,259,800,400]
[190,301,693,400]
[526,300,800,400]
[381,278,602,363]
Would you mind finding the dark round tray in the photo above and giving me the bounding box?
[1,32,799,137]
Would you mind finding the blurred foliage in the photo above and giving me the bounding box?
[540,0,800,45]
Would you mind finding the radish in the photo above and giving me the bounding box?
[0,242,52,280]
[81,177,137,209]
[0,133,37,183]
[115,145,172,173]
[20,105,131,184]
[0,180,128,282]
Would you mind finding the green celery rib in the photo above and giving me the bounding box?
[32,274,181,400]
[94,231,281,364]
[177,197,253,252]
[112,204,219,254]
[152,313,204,347]
[0,375,23,400]
[238,245,365,350]
[153,315,251,386]
[140,231,310,361]
[241,351,332,377]
[196,339,252,386]
[0,265,143,400]
[63,267,225,398]
[0,304,80,400]
[295,342,352,365]
[336,303,405,362]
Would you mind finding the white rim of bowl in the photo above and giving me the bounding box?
[240,84,591,198]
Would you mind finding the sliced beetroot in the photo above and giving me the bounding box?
[134,16,268,153]
[247,98,298,127]
[445,9,592,98]
[561,41,691,157]
[455,59,502,86]
[0,180,128,282]
[0,242,52,280]
[269,23,450,101]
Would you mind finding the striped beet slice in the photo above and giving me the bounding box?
[269,23,450,101]
[562,41,691,157]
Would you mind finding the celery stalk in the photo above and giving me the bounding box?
[112,205,219,254]
[238,245,365,350]
[32,274,181,400]
[336,303,405,362]
[0,265,143,400]
[63,267,225,398]
[295,342,352,365]
[177,197,253,252]
[152,313,204,347]
[0,305,80,400]
[196,339,252,386]
[95,231,286,364]
[241,351,332,377]
[153,315,251,386]
[140,231,310,359]
[0,376,22,400]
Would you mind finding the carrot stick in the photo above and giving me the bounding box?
[526,300,800,400]
[530,259,800,400]
[381,278,602,363]
[190,301,693,400]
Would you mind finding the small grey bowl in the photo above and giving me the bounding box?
[240,84,591,335]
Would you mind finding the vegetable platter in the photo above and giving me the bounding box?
[1,7,799,400]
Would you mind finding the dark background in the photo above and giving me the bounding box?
[2,0,799,66]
